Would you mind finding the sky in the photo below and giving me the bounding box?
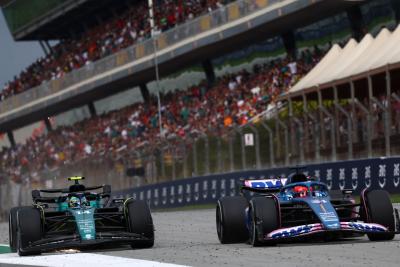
[0,10,43,90]
[0,10,44,146]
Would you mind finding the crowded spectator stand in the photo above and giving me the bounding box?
[0,47,323,187]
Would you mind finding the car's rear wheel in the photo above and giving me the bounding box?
[216,196,248,244]
[249,197,279,247]
[125,199,154,248]
[16,207,42,256]
[362,190,395,241]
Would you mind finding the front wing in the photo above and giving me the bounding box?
[20,232,151,253]
[264,222,397,241]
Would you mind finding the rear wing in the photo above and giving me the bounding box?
[241,178,287,193]
[32,184,111,203]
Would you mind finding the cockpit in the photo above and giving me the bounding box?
[68,194,90,208]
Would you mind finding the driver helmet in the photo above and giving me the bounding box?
[81,196,90,207]
[293,185,308,197]
[69,196,80,208]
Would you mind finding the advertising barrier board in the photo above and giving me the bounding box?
[114,157,400,209]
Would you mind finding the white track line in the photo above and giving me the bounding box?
[0,253,188,267]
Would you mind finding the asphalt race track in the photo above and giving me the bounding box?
[1,207,400,267]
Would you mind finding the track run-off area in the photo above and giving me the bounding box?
[1,208,400,267]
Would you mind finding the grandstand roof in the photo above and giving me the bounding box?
[2,0,132,40]
[288,25,400,97]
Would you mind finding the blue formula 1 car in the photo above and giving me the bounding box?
[9,176,154,256]
[216,170,400,246]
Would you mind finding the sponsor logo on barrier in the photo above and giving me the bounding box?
[162,187,167,205]
[364,166,371,188]
[379,164,387,188]
[229,179,236,196]
[326,169,333,190]
[170,186,175,204]
[394,163,400,188]
[186,184,191,203]
[314,170,320,181]
[194,183,199,201]
[202,181,208,200]
[220,179,226,198]
[351,167,358,190]
[339,168,345,190]
[147,190,151,202]
[153,188,159,207]
[212,180,217,199]
[178,185,183,203]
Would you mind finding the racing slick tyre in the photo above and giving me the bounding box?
[362,190,395,241]
[125,199,154,248]
[249,197,279,247]
[216,196,248,244]
[16,207,42,256]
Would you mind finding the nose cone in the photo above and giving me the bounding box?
[305,197,341,230]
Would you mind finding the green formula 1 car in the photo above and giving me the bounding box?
[9,176,154,256]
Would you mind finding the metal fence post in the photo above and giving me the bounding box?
[370,96,390,157]
[182,141,188,178]
[335,103,353,159]
[160,147,166,180]
[260,121,275,167]
[217,138,223,173]
[167,143,176,181]
[234,127,246,170]
[201,133,210,175]
[192,138,198,176]
[229,134,234,172]
[302,93,320,162]
[291,117,305,164]
[354,98,372,158]
[247,124,261,169]
[275,117,289,166]
[319,106,336,161]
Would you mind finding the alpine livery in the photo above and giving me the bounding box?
[216,168,400,246]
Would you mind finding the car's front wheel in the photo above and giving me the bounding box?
[9,207,22,253]
[249,197,279,247]
[125,199,154,248]
[16,207,42,256]
[362,190,395,241]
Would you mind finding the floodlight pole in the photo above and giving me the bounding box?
[148,0,163,137]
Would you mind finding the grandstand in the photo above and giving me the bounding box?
[1,0,400,216]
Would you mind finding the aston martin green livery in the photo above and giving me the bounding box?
[9,176,154,256]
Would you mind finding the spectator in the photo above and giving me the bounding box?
[0,0,237,102]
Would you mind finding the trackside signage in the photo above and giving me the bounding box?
[114,157,400,209]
